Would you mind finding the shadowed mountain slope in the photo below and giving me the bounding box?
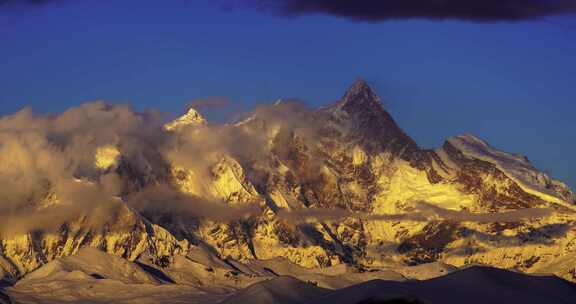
[308,266,576,304]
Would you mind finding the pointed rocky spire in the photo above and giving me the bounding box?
[347,78,372,95]
[337,78,383,113]
[331,78,423,162]
[164,107,207,131]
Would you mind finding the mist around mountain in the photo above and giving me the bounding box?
[0,80,575,303]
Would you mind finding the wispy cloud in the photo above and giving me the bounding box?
[277,201,553,223]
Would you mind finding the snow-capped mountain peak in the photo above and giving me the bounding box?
[164,107,207,130]
[445,133,575,205]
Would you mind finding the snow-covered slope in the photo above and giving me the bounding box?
[219,276,329,304]
[0,201,189,281]
[164,108,207,130]
[16,247,160,286]
[446,134,575,205]
[10,249,571,304]
[6,248,251,304]
[1,247,412,304]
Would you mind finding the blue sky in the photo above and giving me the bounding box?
[1,0,575,188]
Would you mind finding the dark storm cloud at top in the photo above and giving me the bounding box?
[4,0,576,22]
[0,0,58,7]
[253,0,576,22]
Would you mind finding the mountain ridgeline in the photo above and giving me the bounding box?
[1,79,575,286]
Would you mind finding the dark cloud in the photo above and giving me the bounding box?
[0,0,60,7]
[253,0,576,22]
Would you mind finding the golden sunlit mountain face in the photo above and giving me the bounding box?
[1,1,575,304]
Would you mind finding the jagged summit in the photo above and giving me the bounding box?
[336,78,383,113]
[164,107,207,130]
[330,79,421,160]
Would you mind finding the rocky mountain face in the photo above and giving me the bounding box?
[1,80,575,285]
[0,202,188,280]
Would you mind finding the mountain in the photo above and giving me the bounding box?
[159,79,575,279]
[328,79,421,160]
[0,200,188,281]
[4,251,574,304]
[0,79,575,302]
[0,248,448,303]
[307,266,576,304]
[219,276,329,304]
[164,107,207,131]
[6,248,232,304]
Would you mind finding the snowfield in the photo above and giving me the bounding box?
[3,248,576,303]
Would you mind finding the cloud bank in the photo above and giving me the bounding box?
[0,100,322,235]
[0,102,167,235]
[0,0,60,8]
[252,0,576,22]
